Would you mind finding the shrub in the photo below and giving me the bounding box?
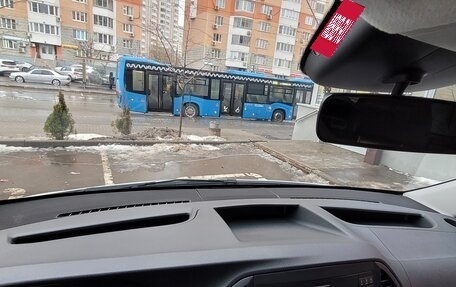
[112,107,132,135]
[43,91,75,140]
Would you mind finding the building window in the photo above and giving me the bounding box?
[123,5,133,16]
[230,51,248,62]
[215,0,225,8]
[94,32,113,45]
[233,17,253,29]
[29,2,58,15]
[94,0,113,10]
[276,42,294,53]
[214,16,223,26]
[76,49,87,57]
[0,18,16,29]
[232,35,250,46]
[123,39,133,48]
[258,22,271,32]
[303,32,311,41]
[211,48,221,58]
[254,55,267,65]
[29,22,60,35]
[261,5,272,15]
[73,29,88,40]
[72,11,87,22]
[235,0,254,12]
[211,65,220,72]
[73,0,87,3]
[274,58,292,68]
[2,39,16,49]
[281,8,299,20]
[94,15,114,28]
[278,25,296,37]
[316,2,325,13]
[256,39,268,49]
[123,23,133,33]
[304,16,314,25]
[0,0,13,8]
[308,0,316,9]
[41,45,54,55]
[213,33,222,42]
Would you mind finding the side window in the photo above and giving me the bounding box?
[246,83,268,103]
[270,87,293,104]
[42,70,53,75]
[31,70,42,74]
[210,79,220,100]
[132,70,144,91]
[182,77,209,97]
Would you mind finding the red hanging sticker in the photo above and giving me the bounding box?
[310,0,365,58]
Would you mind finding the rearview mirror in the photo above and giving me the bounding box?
[316,94,456,154]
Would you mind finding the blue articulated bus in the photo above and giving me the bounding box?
[116,56,314,122]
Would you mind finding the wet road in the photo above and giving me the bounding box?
[0,143,327,200]
[0,87,293,140]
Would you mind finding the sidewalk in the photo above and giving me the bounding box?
[255,140,429,191]
[0,80,114,95]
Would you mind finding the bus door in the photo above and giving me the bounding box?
[147,72,174,112]
[221,81,244,116]
[292,88,312,118]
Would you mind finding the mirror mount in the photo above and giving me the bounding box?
[384,69,426,96]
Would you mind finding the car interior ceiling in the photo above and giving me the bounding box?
[300,0,456,93]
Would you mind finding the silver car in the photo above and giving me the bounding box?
[9,68,71,86]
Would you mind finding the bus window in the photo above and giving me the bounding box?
[210,79,220,100]
[178,77,209,97]
[246,83,268,103]
[132,70,145,92]
[270,87,293,104]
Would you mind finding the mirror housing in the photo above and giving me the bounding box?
[316,94,456,154]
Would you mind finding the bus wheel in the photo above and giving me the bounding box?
[184,103,199,118]
[272,110,285,123]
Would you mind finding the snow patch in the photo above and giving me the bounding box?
[185,135,225,142]
[0,145,39,153]
[67,133,106,140]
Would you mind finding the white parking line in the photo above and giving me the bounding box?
[100,150,114,185]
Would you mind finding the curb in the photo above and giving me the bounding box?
[0,83,114,96]
[254,142,345,185]
[0,139,265,148]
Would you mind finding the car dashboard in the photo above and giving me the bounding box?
[0,186,455,287]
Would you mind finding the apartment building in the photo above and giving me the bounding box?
[0,0,142,67]
[141,0,183,64]
[184,0,330,77]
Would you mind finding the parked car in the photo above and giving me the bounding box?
[9,68,71,86]
[56,64,94,74]
[0,59,19,76]
[101,73,116,86]
[14,61,33,72]
[58,66,84,82]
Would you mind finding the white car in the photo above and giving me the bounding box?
[58,66,84,81]
[14,61,33,72]
[56,64,94,74]
[9,68,71,86]
[0,59,19,76]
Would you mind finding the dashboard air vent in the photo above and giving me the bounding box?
[380,269,397,287]
[57,200,190,218]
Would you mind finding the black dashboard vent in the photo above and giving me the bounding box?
[57,200,190,218]
[380,269,396,287]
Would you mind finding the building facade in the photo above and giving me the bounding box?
[141,0,183,64]
[184,0,330,77]
[0,0,142,68]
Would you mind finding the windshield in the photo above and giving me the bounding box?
[0,0,455,201]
